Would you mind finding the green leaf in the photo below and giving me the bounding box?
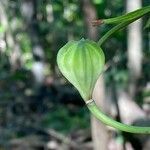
[98,5,150,46]
[103,5,150,25]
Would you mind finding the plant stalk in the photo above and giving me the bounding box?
[87,100,150,134]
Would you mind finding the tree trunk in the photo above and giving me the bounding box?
[82,0,109,149]
[126,0,142,99]
[92,76,109,150]
[0,0,22,71]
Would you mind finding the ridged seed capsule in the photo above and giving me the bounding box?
[57,38,105,101]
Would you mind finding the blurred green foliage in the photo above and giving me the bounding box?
[42,105,90,134]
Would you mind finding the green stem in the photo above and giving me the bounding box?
[98,20,131,46]
[91,6,150,134]
[87,100,150,134]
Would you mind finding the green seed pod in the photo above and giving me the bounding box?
[57,38,105,101]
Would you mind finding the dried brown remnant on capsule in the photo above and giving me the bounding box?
[86,99,94,105]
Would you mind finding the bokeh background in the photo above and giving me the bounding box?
[0,0,150,150]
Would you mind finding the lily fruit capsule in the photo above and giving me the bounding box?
[57,38,105,101]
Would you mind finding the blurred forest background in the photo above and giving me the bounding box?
[0,0,150,150]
